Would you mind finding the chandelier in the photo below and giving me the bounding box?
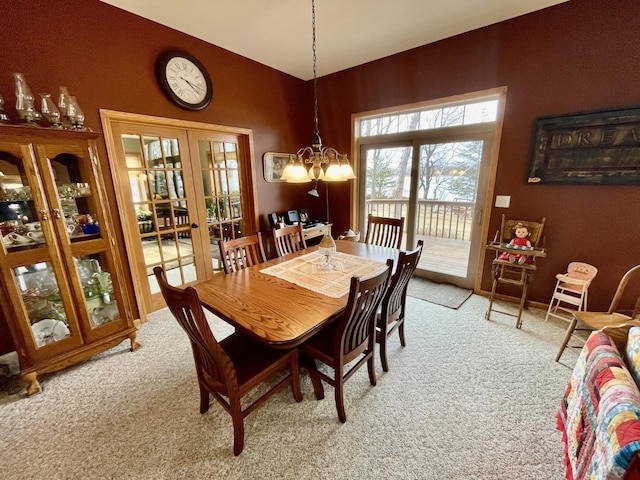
[281,0,356,184]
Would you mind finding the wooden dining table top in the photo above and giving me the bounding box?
[193,240,399,349]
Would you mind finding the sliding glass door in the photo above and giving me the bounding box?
[360,130,493,289]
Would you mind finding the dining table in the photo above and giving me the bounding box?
[193,239,399,349]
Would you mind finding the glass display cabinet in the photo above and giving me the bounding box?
[0,125,139,395]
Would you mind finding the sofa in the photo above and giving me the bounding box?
[557,321,640,480]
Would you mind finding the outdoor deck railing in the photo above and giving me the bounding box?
[366,199,475,241]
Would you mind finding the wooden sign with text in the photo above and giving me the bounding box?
[528,108,640,184]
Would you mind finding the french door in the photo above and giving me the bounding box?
[101,111,257,317]
[359,128,494,289]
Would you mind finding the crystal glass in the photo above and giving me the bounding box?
[67,96,85,130]
[40,93,62,128]
[13,73,41,124]
[318,233,336,270]
[0,95,9,123]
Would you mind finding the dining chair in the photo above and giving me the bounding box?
[301,259,392,423]
[272,224,307,257]
[218,233,267,273]
[377,240,424,372]
[153,266,303,455]
[364,214,404,249]
[555,264,640,362]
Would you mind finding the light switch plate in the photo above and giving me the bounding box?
[495,195,511,208]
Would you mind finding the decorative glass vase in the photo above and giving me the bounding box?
[13,73,41,125]
[318,233,337,270]
[67,96,85,130]
[0,95,9,124]
[40,93,62,128]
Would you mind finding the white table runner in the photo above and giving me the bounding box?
[260,251,387,298]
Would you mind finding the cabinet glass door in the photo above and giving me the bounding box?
[0,146,52,251]
[14,261,78,351]
[36,144,103,243]
[73,254,121,329]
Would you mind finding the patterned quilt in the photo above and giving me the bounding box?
[557,331,640,480]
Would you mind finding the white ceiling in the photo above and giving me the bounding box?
[100,0,568,80]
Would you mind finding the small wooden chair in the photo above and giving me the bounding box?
[377,240,423,372]
[364,214,404,249]
[272,224,307,257]
[556,264,640,362]
[545,262,598,323]
[219,233,266,273]
[301,260,392,423]
[153,267,303,455]
[485,215,546,328]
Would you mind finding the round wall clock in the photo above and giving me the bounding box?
[156,49,213,111]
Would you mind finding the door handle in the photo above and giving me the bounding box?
[191,223,199,229]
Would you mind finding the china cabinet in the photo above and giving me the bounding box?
[0,124,139,395]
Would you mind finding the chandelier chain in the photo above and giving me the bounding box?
[312,0,319,141]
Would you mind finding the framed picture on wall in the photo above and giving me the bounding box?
[527,107,640,185]
[263,152,294,182]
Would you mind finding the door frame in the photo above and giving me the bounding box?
[100,110,258,320]
[351,87,507,293]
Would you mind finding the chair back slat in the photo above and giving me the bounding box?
[272,224,307,257]
[364,214,404,249]
[339,260,392,358]
[219,233,267,273]
[382,240,424,322]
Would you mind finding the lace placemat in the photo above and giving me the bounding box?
[260,251,387,298]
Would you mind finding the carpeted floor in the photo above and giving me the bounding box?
[0,295,572,479]
[407,277,473,309]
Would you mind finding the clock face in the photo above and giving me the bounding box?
[156,50,213,111]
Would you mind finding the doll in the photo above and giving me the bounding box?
[499,222,532,264]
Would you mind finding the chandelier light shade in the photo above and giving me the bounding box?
[282,0,356,183]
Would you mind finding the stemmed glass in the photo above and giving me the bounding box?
[318,234,336,270]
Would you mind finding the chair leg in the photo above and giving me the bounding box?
[335,376,347,423]
[367,354,377,386]
[229,396,245,456]
[199,383,210,414]
[516,279,529,329]
[379,329,390,373]
[485,265,500,320]
[398,319,406,347]
[556,317,578,362]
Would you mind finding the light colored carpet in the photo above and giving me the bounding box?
[407,277,473,309]
[0,295,572,479]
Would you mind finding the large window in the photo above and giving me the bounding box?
[353,89,506,289]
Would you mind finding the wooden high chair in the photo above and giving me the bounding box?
[485,215,547,328]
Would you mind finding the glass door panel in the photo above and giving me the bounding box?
[15,262,73,349]
[73,254,121,328]
[197,140,245,272]
[0,148,52,252]
[118,129,203,312]
[363,145,413,250]
[361,136,491,289]
[43,149,103,243]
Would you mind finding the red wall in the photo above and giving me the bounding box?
[0,0,639,354]
[0,0,314,354]
[318,0,640,311]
